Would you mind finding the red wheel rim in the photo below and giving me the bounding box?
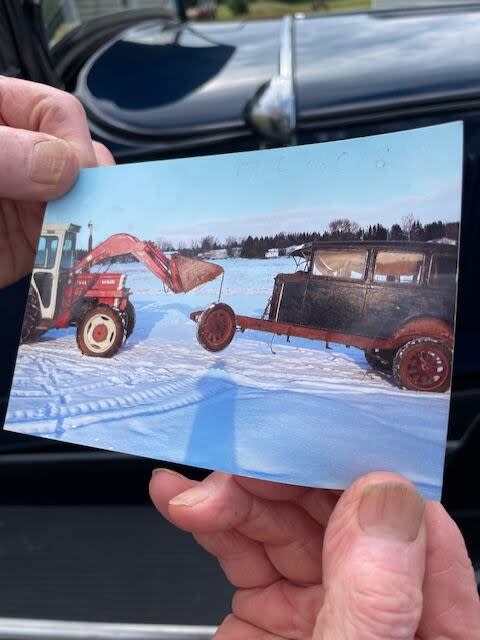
[92,323,108,342]
[203,310,234,347]
[401,344,450,391]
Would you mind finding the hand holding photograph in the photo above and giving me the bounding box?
[4,122,462,500]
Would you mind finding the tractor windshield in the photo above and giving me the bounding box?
[61,234,76,269]
[35,235,59,269]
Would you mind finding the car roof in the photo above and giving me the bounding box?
[290,240,458,256]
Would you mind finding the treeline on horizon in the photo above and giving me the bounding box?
[79,217,460,263]
[167,217,460,260]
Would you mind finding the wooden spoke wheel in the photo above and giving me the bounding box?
[196,303,236,352]
[76,305,124,358]
[393,338,452,393]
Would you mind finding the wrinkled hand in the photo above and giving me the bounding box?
[150,470,480,639]
[0,77,114,289]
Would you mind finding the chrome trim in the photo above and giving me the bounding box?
[0,618,217,640]
[248,15,297,143]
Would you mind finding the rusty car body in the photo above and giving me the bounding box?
[192,241,458,392]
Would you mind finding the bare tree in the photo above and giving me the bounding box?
[156,237,173,252]
[200,235,217,252]
[328,218,360,239]
[401,214,415,241]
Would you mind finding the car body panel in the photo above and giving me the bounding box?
[76,20,280,138]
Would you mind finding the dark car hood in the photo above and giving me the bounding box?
[296,7,480,123]
[76,20,280,138]
[76,5,480,145]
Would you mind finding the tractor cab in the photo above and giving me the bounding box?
[32,223,80,320]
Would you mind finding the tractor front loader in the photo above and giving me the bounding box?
[22,224,223,357]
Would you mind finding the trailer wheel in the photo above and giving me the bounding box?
[393,337,451,393]
[364,349,393,373]
[76,305,124,358]
[21,287,41,343]
[197,303,236,352]
[122,301,136,340]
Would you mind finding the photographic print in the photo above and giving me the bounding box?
[4,122,462,499]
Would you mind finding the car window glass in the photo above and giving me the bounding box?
[374,251,423,284]
[429,254,457,287]
[312,250,367,279]
[34,236,59,269]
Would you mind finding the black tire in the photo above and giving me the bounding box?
[21,287,41,343]
[76,305,124,358]
[393,337,452,393]
[364,349,394,373]
[196,303,236,352]
[122,301,136,340]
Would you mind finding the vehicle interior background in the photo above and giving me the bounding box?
[0,0,479,627]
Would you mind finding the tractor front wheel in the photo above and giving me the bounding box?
[393,337,452,393]
[196,303,236,352]
[76,305,124,358]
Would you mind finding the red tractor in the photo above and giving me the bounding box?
[22,223,223,357]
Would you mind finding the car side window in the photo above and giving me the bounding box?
[373,251,424,284]
[429,254,457,287]
[312,250,367,280]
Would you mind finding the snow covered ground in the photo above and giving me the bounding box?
[5,258,449,499]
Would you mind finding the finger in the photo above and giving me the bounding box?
[169,472,325,584]
[149,468,198,521]
[0,77,96,167]
[194,530,280,588]
[150,469,281,588]
[417,501,480,639]
[0,126,79,201]
[214,614,284,640]
[232,581,324,639]
[234,476,309,501]
[315,472,426,640]
[93,141,115,167]
[297,488,341,528]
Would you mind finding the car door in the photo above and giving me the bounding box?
[302,247,369,335]
[364,248,427,339]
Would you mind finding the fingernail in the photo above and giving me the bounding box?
[358,483,425,542]
[30,140,69,185]
[169,483,214,507]
[151,467,183,478]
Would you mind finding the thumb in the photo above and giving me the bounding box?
[0,125,79,201]
[315,473,426,640]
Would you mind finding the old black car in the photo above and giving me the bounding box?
[192,241,457,393]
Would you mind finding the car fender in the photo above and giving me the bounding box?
[391,316,453,350]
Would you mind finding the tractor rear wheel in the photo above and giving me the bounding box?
[122,301,136,340]
[196,303,236,352]
[76,305,124,358]
[21,287,41,343]
[393,337,451,393]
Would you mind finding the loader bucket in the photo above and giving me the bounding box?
[171,254,224,293]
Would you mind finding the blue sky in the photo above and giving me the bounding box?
[46,122,463,248]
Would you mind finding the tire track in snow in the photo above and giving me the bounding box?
[8,373,236,436]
